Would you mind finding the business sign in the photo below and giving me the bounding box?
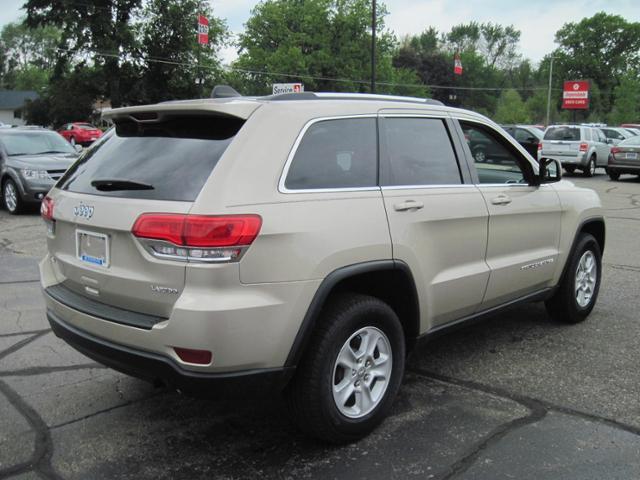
[272,83,304,95]
[197,15,209,45]
[562,80,590,110]
[453,52,463,75]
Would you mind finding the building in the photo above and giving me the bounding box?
[0,90,39,126]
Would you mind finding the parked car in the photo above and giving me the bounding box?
[621,123,640,130]
[600,127,633,145]
[606,135,640,181]
[41,91,605,443]
[539,125,611,176]
[58,122,103,146]
[501,124,543,158]
[622,127,640,136]
[1,127,79,214]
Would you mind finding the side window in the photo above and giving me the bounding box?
[597,129,607,143]
[514,128,531,142]
[460,121,530,185]
[381,117,462,186]
[285,118,377,190]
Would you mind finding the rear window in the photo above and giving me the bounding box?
[544,127,581,141]
[78,124,98,130]
[57,115,244,201]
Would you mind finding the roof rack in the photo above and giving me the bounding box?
[266,91,444,106]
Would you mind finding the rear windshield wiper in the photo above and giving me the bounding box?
[37,150,74,154]
[91,179,154,191]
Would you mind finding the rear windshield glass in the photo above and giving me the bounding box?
[78,124,98,130]
[57,115,244,201]
[544,127,580,141]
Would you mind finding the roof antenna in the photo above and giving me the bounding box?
[211,85,242,99]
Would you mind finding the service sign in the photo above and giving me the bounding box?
[272,83,304,95]
[562,80,590,110]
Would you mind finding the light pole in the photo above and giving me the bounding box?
[546,57,558,127]
[371,0,376,93]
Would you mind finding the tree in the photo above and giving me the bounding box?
[233,0,417,95]
[494,89,529,124]
[137,0,228,103]
[25,0,143,107]
[608,74,640,124]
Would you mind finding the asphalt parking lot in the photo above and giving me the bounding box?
[1,172,640,480]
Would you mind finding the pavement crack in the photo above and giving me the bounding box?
[0,380,62,480]
[0,329,50,339]
[0,363,106,377]
[0,279,40,285]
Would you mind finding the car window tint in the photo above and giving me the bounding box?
[461,121,528,185]
[381,117,461,186]
[58,115,244,201]
[0,131,76,155]
[285,118,377,190]
[514,128,531,142]
[544,127,580,141]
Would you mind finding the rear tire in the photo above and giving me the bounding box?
[2,178,23,215]
[607,169,620,181]
[545,233,601,324]
[473,148,487,163]
[286,293,405,444]
[583,156,596,177]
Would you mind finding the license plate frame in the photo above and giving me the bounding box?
[76,229,110,268]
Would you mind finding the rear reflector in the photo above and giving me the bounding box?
[132,214,262,248]
[173,347,212,365]
[41,196,54,221]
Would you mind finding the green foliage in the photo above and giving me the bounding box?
[494,89,529,124]
[608,74,640,124]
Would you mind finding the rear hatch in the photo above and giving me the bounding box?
[611,142,640,166]
[542,126,582,156]
[46,106,254,318]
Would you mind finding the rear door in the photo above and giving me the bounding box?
[47,114,245,318]
[380,114,490,328]
[456,119,561,308]
[594,128,611,165]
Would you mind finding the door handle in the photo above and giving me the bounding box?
[394,200,424,211]
[490,194,512,206]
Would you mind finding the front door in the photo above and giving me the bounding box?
[379,115,490,330]
[458,120,562,309]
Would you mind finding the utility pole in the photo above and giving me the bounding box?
[371,0,376,93]
[546,57,557,127]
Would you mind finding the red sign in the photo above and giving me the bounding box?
[454,53,463,75]
[562,80,590,110]
[197,15,209,45]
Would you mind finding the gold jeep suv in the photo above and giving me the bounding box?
[40,90,605,443]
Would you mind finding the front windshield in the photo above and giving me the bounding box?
[1,131,76,156]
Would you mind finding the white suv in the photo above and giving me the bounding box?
[41,91,605,443]
[539,125,611,176]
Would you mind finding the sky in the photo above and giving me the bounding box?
[2,0,639,66]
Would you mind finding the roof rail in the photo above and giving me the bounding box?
[266,91,444,106]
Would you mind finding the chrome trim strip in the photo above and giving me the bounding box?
[137,238,248,263]
[381,184,476,190]
[278,114,378,194]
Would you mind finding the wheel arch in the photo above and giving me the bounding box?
[558,217,605,284]
[284,260,420,369]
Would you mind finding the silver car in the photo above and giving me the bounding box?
[539,125,611,177]
[601,127,632,146]
[0,127,79,214]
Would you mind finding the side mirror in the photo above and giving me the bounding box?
[538,158,562,184]
[74,144,83,153]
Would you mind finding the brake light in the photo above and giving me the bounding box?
[132,213,262,262]
[41,196,54,221]
[610,147,621,155]
[537,142,542,151]
[579,142,588,152]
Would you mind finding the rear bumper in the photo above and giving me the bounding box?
[539,153,587,166]
[48,309,294,397]
[607,164,640,174]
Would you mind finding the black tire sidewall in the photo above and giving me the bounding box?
[317,298,405,439]
[564,234,602,319]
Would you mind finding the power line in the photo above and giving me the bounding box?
[56,47,563,93]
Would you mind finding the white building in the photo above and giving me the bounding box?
[0,90,38,126]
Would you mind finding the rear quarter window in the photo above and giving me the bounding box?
[284,117,377,190]
[544,127,581,141]
[57,115,244,201]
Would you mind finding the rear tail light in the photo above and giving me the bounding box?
[41,196,54,221]
[610,147,621,155]
[579,142,588,152]
[173,347,212,365]
[537,142,542,151]
[132,213,262,263]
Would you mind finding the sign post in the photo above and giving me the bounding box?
[272,83,304,95]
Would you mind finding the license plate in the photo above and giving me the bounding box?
[76,230,109,267]
[625,152,638,160]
